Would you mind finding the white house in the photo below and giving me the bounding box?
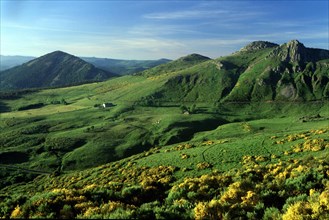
[102,103,115,108]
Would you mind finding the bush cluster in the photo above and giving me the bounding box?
[1,128,328,219]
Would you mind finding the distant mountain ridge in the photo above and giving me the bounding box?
[0,54,171,74]
[1,40,328,100]
[0,51,117,90]
[81,57,171,75]
[0,55,35,71]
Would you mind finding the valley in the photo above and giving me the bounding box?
[0,40,328,219]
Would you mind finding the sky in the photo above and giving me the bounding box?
[1,0,328,60]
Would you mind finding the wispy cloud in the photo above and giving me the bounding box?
[144,9,229,20]
[254,19,328,29]
[143,0,264,22]
[112,37,185,50]
[1,1,327,59]
[2,22,111,37]
[28,37,188,59]
[128,24,202,38]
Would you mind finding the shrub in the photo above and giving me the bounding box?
[196,162,212,170]
[10,205,22,219]
[194,199,224,220]
[282,201,312,220]
[121,185,144,204]
[180,105,188,113]
[59,205,74,219]
[20,124,49,134]
[17,103,44,111]
[263,207,281,220]
[51,100,61,104]
[45,137,86,153]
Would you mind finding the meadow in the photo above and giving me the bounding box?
[1,43,329,218]
[1,109,328,218]
[1,80,328,218]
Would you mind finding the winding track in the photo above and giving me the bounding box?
[0,164,52,174]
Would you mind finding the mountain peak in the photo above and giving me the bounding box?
[284,39,306,51]
[178,53,211,62]
[34,51,77,63]
[54,50,67,53]
[280,39,306,62]
[240,41,279,52]
[271,39,321,63]
[52,50,67,54]
[46,50,74,57]
[286,39,303,46]
[0,51,116,90]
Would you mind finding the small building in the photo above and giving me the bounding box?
[102,102,115,108]
[183,111,190,115]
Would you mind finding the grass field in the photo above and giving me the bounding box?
[1,74,327,174]
[0,47,328,218]
[1,108,328,218]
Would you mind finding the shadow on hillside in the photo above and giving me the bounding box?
[0,101,11,113]
[163,118,228,145]
[0,152,29,164]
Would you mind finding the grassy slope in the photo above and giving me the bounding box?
[1,48,328,173]
[1,104,328,219]
[0,62,227,174]
[0,48,329,218]
[0,54,217,176]
[141,47,329,103]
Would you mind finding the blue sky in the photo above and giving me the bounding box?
[1,0,328,59]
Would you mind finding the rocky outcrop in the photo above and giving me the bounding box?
[270,40,329,63]
[275,40,307,63]
[240,41,279,52]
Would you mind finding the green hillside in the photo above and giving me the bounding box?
[138,40,329,104]
[224,40,329,101]
[138,53,211,78]
[0,40,328,219]
[0,51,117,91]
[1,99,328,219]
